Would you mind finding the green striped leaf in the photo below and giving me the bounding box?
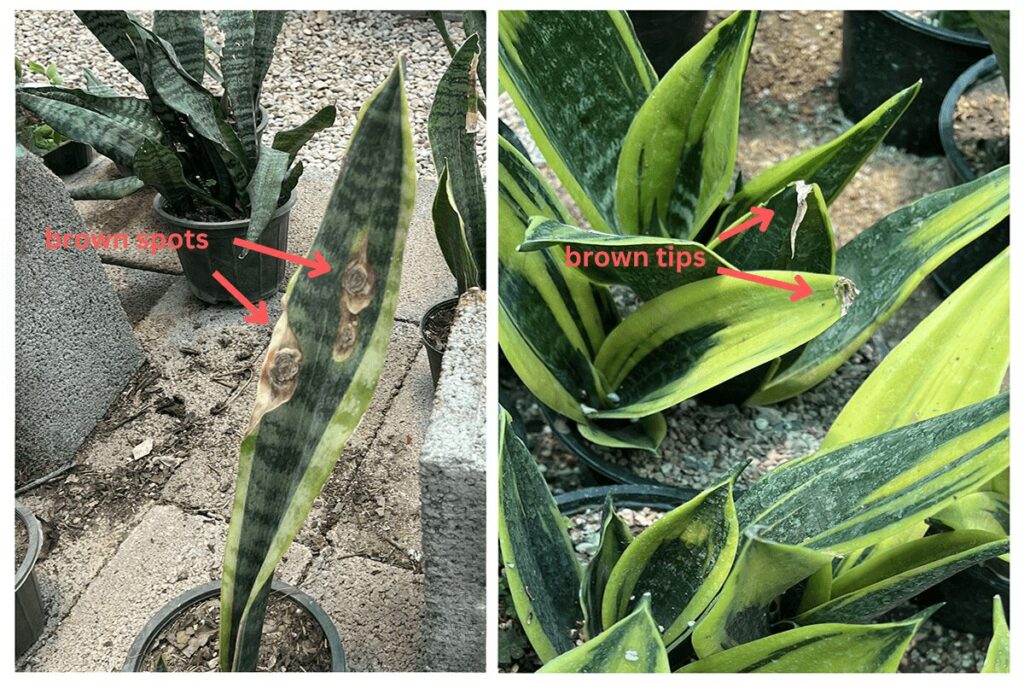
[243,145,290,244]
[219,63,414,671]
[982,596,1009,673]
[272,105,337,165]
[929,491,1009,539]
[577,414,666,454]
[498,408,583,663]
[429,35,486,286]
[75,11,145,83]
[219,11,259,166]
[82,68,120,97]
[539,595,669,673]
[152,11,205,82]
[69,176,145,200]
[796,530,1008,625]
[737,394,1009,554]
[692,531,834,656]
[752,165,1010,404]
[709,181,835,274]
[432,163,480,292]
[132,139,194,210]
[592,271,850,419]
[499,10,656,232]
[716,82,920,233]
[463,11,487,96]
[250,11,284,104]
[603,472,739,648]
[681,608,936,673]
[823,248,1009,448]
[616,11,758,239]
[498,136,617,422]
[581,495,633,639]
[519,218,727,301]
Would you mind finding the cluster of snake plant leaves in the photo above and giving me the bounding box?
[213,63,414,670]
[16,10,335,245]
[426,11,487,293]
[498,10,1010,455]
[500,247,1009,672]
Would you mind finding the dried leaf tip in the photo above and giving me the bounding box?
[834,277,859,316]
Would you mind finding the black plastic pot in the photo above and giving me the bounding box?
[917,559,1009,636]
[555,484,699,516]
[15,502,46,658]
[839,11,991,155]
[626,11,708,78]
[421,296,459,388]
[123,579,346,672]
[42,139,93,176]
[154,191,296,305]
[933,55,1009,296]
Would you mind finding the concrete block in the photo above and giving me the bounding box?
[418,289,486,671]
[102,264,178,325]
[300,552,423,672]
[22,505,311,672]
[15,151,144,484]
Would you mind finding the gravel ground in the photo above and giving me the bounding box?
[15,10,483,180]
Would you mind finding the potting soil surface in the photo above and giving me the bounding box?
[141,592,331,672]
[953,76,1010,177]
[423,304,457,354]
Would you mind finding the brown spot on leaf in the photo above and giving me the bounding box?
[247,312,303,432]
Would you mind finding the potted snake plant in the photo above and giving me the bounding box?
[421,12,486,386]
[16,10,335,305]
[497,10,1010,482]
[122,60,415,672]
[14,58,94,175]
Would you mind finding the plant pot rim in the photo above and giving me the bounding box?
[939,54,1002,184]
[122,579,346,672]
[15,501,43,592]
[554,484,700,516]
[879,10,991,48]
[419,296,460,354]
[153,190,298,231]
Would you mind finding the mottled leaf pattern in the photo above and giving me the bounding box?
[580,496,633,638]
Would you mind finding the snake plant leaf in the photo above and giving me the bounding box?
[429,34,486,285]
[499,137,617,422]
[272,105,337,166]
[243,145,290,244]
[429,11,457,56]
[970,11,1010,89]
[69,176,145,201]
[152,11,206,82]
[929,491,1009,539]
[16,88,161,168]
[250,11,285,102]
[581,495,634,639]
[280,160,304,199]
[616,11,758,239]
[752,165,1010,404]
[75,11,145,83]
[577,414,666,454]
[219,63,414,671]
[499,118,530,159]
[604,472,740,648]
[692,530,835,656]
[463,11,487,96]
[709,181,835,274]
[981,596,1010,673]
[499,10,656,232]
[716,82,921,233]
[592,271,850,419]
[738,394,1009,554]
[82,67,120,97]
[498,408,583,663]
[796,530,1008,625]
[682,607,937,673]
[219,11,259,166]
[433,163,480,292]
[823,248,1009,449]
[132,139,198,211]
[519,218,728,301]
[540,595,669,673]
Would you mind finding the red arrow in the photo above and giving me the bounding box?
[716,206,775,242]
[232,238,331,278]
[716,266,813,302]
[212,271,269,324]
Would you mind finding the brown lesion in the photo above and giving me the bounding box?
[247,307,304,433]
[333,232,376,362]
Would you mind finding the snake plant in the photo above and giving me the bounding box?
[498,242,1010,672]
[16,10,335,244]
[217,61,413,671]
[427,12,486,292]
[498,10,1010,455]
